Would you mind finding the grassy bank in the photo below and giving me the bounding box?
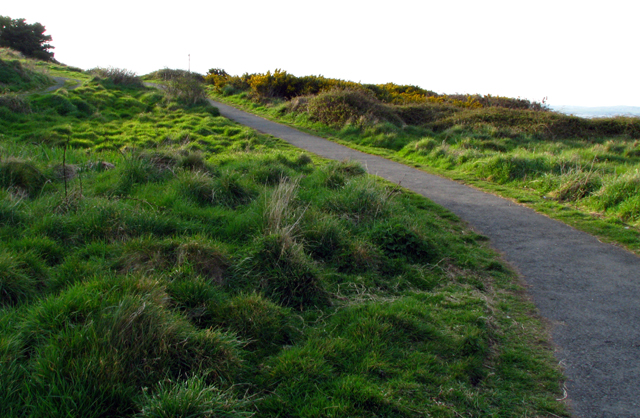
[203,72,640,254]
[1,61,568,416]
[0,48,56,93]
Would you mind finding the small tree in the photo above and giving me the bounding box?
[0,16,55,61]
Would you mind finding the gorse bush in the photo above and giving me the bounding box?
[248,69,299,99]
[207,68,548,112]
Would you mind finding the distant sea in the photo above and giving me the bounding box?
[549,105,640,119]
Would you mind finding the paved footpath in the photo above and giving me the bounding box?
[209,99,640,418]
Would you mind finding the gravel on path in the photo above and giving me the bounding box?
[209,99,640,418]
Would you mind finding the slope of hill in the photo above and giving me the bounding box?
[0,59,569,416]
[0,49,54,92]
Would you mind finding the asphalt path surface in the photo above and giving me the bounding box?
[44,77,82,92]
[208,99,640,418]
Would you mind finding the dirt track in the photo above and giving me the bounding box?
[208,99,640,418]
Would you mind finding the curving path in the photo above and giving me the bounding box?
[44,77,82,92]
[208,99,640,418]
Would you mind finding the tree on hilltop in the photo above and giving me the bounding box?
[0,16,55,61]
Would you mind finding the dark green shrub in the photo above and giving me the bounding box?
[0,17,55,61]
[221,84,240,96]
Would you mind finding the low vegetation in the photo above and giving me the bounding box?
[208,70,640,253]
[1,48,54,93]
[0,57,569,416]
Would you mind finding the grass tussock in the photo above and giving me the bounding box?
[0,158,48,196]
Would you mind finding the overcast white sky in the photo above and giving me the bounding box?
[4,0,639,107]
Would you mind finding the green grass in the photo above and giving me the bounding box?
[0,48,55,93]
[211,89,640,255]
[0,60,569,417]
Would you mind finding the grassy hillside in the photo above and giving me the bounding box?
[205,70,640,254]
[0,48,56,93]
[1,60,569,416]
